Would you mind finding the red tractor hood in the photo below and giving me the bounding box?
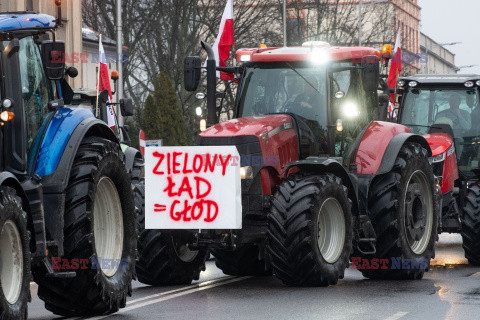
[199,114,293,139]
[423,132,453,156]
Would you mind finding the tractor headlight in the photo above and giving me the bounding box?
[342,102,359,118]
[432,152,446,163]
[476,80,480,87]
[465,81,474,88]
[240,166,253,180]
[408,81,418,87]
[397,80,406,87]
[2,98,14,109]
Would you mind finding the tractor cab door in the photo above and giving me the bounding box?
[10,36,56,176]
[329,61,378,158]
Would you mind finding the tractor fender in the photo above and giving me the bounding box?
[285,158,359,215]
[122,144,142,175]
[376,133,432,175]
[40,116,118,194]
[355,121,431,176]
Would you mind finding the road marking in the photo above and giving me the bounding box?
[385,312,409,320]
[89,276,251,319]
[127,276,235,305]
[470,272,480,277]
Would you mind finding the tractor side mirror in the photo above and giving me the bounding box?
[41,40,66,80]
[184,56,201,92]
[120,98,134,117]
[361,56,380,92]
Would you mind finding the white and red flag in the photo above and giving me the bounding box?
[98,36,116,130]
[387,29,402,117]
[211,0,234,80]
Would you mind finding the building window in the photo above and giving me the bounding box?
[26,0,33,11]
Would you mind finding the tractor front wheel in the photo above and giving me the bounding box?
[0,187,30,320]
[358,142,437,280]
[267,173,353,286]
[36,137,137,317]
[135,182,208,286]
[460,181,480,265]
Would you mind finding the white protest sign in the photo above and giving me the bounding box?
[145,146,242,229]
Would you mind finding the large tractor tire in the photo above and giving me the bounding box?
[267,173,353,286]
[36,137,137,317]
[460,181,480,265]
[135,182,208,286]
[0,187,31,320]
[212,244,271,276]
[359,142,437,280]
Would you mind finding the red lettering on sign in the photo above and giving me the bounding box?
[170,200,181,221]
[195,177,211,199]
[173,152,182,174]
[204,153,217,173]
[178,176,194,199]
[218,155,232,176]
[191,200,203,220]
[204,200,219,222]
[167,152,171,175]
[163,176,178,197]
[182,153,192,174]
[152,151,165,175]
[193,154,203,173]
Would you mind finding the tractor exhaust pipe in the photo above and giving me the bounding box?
[201,41,218,126]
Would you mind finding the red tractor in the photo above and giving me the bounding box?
[137,41,438,286]
[396,74,480,265]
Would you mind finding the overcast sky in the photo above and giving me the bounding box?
[420,0,480,75]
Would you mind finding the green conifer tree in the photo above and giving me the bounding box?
[143,72,187,146]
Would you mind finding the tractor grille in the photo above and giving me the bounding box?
[197,135,262,166]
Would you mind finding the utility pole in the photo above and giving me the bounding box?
[116,0,124,125]
[283,0,287,47]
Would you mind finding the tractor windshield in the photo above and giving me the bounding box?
[401,87,480,175]
[238,63,328,128]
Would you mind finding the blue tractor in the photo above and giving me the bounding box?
[0,11,139,318]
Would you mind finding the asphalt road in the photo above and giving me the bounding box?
[29,234,480,320]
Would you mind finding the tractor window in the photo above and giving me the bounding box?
[330,63,373,157]
[401,88,480,176]
[18,37,53,154]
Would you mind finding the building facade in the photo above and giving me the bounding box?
[0,0,83,87]
[420,33,457,74]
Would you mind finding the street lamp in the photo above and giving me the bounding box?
[358,0,390,47]
[455,65,478,71]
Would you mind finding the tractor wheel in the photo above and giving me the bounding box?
[0,187,30,320]
[212,244,271,276]
[130,155,144,186]
[135,182,208,286]
[460,181,480,265]
[267,173,353,286]
[36,137,137,317]
[359,142,437,280]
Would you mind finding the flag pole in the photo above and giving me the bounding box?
[95,34,102,118]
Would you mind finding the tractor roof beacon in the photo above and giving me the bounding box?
[396,74,480,265]
[0,9,138,318]
[136,41,437,286]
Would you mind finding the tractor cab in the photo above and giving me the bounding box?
[396,74,480,178]
[194,42,382,172]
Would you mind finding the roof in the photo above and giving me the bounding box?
[82,24,128,51]
[236,45,380,63]
[400,74,480,84]
[0,12,55,32]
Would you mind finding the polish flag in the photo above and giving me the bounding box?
[387,29,402,117]
[139,130,146,156]
[98,36,116,130]
[211,0,235,80]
